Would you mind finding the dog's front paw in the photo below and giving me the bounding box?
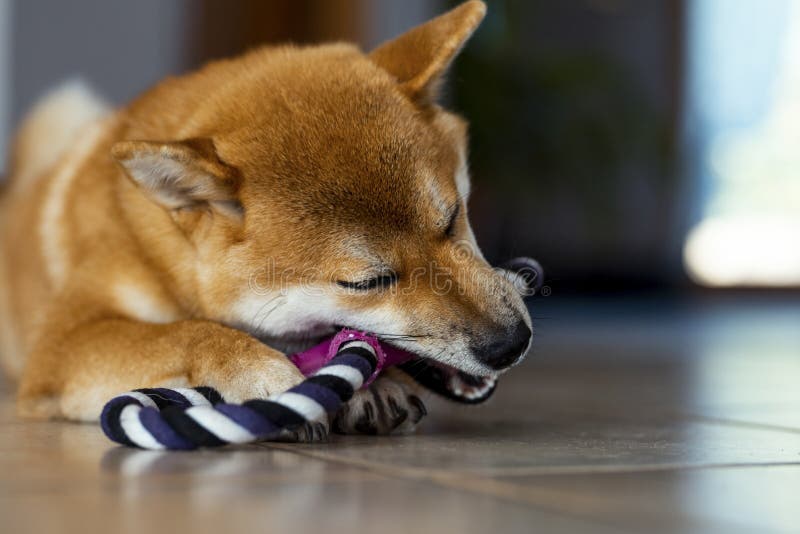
[190,345,305,404]
[333,374,427,435]
[276,421,330,443]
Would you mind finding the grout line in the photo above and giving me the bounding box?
[264,443,800,478]
[263,442,446,481]
[684,413,800,435]
[459,460,800,477]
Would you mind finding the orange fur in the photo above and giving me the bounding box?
[0,1,530,423]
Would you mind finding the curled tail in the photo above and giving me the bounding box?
[8,79,109,185]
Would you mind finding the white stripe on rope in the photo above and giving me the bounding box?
[338,340,374,354]
[316,364,365,390]
[185,406,256,444]
[125,391,159,408]
[174,388,213,407]
[272,392,327,422]
[119,404,166,450]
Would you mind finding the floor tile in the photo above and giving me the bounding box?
[481,464,800,534]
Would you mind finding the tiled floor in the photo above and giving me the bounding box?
[1,296,799,533]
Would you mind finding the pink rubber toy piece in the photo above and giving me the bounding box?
[289,329,414,387]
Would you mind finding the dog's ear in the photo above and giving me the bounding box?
[112,138,242,216]
[369,0,486,106]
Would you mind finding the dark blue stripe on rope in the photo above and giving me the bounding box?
[215,403,281,437]
[139,406,195,450]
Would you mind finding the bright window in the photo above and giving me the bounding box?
[683,0,800,286]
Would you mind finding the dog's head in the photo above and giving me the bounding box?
[113,1,531,401]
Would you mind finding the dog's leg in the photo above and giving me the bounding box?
[332,368,428,435]
[17,318,306,423]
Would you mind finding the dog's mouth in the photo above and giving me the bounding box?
[256,328,497,404]
[397,358,497,404]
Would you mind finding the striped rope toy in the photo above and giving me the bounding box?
[101,331,408,450]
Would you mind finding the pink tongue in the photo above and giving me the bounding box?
[288,328,415,386]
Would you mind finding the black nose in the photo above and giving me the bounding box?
[474,322,532,370]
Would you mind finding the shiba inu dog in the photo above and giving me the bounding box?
[0,1,532,436]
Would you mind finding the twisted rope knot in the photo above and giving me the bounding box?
[101,338,378,450]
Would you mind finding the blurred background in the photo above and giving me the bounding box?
[0,0,798,294]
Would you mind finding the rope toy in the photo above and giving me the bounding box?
[101,329,414,450]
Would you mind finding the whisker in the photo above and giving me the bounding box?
[369,331,436,339]
[249,295,278,326]
[253,295,286,333]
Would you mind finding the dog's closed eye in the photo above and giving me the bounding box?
[337,273,397,291]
